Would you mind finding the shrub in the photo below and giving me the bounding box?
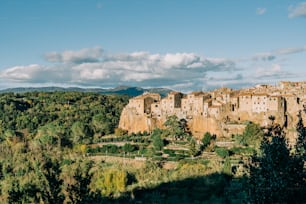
[163,149,176,155]
[90,168,128,197]
[122,143,137,153]
[215,147,229,158]
[230,146,254,155]
[202,132,212,149]
[114,128,128,136]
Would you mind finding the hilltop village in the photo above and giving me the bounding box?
[119,81,306,143]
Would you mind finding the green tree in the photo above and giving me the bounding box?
[189,138,200,157]
[201,132,214,151]
[3,129,16,145]
[240,122,263,150]
[223,157,231,175]
[92,114,112,136]
[71,121,93,145]
[90,168,128,197]
[164,115,188,141]
[249,124,304,203]
[35,123,63,149]
[215,147,229,158]
[151,129,164,151]
[60,159,93,203]
[122,143,136,153]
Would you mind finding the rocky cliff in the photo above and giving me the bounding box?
[119,82,306,142]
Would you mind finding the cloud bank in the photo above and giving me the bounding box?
[44,47,104,63]
[0,45,303,91]
[0,47,237,91]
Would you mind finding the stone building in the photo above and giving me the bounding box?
[127,93,161,115]
[238,93,252,113]
[158,92,183,115]
[119,81,306,141]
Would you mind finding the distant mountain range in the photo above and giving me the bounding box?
[0,86,172,97]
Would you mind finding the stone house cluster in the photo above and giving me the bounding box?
[119,81,306,140]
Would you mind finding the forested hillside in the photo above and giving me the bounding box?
[0,92,129,146]
[0,92,130,203]
[0,92,304,203]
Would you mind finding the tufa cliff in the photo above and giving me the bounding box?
[119,81,306,142]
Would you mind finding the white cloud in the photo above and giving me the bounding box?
[0,64,44,81]
[162,53,200,68]
[44,47,103,63]
[256,8,267,15]
[0,47,237,91]
[1,46,302,92]
[254,64,295,79]
[289,2,306,18]
[255,64,280,77]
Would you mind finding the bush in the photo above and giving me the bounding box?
[215,147,229,158]
[122,143,138,153]
[114,128,128,136]
[202,132,212,149]
[90,168,128,197]
[230,146,254,155]
[240,122,263,150]
[163,149,176,155]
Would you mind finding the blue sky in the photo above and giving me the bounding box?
[0,0,306,91]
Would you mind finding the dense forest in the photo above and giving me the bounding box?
[0,92,304,203]
[0,92,128,145]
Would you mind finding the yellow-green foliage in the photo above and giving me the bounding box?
[90,168,128,197]
[172,162,208,180]
[134,161,165,187]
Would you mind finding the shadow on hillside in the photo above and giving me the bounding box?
[99,173,248,204]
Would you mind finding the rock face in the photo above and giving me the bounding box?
[119,81,306,142]
[189,116,221,139]
[119,107,150,133]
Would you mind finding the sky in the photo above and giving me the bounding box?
[0,0,306,92]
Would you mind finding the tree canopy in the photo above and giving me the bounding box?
[249,122,305,203]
